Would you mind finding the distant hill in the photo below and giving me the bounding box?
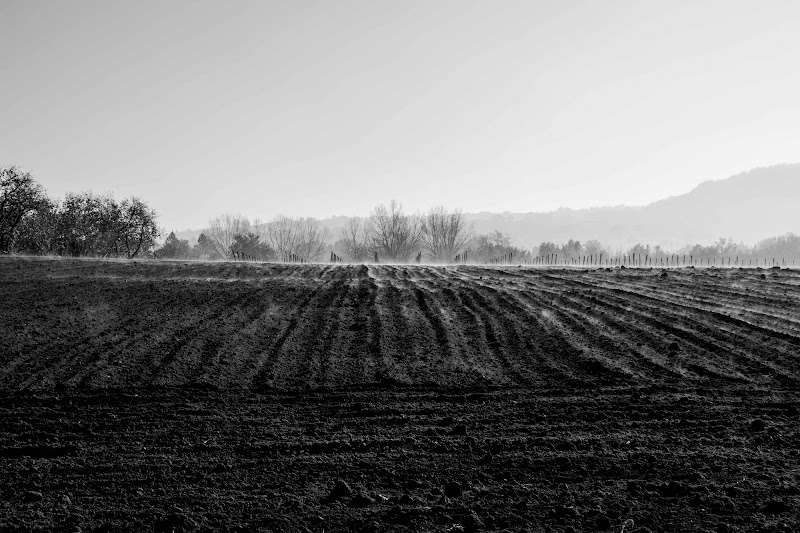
[461,164,800,250]
[175,164,800,251]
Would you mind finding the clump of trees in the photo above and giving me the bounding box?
[158,215,276,261]
[338,218,371,262]
[367,201,423,262]
[231,232,274,260]
[0,166,49,253]
[421,206,471,262]
[157,232,192,259]
[751,233,800,261]
[531,235,800,266]
[1,166,160,257]
[675,235,800,264]
[160,213,331,262]
[465,230,531,264]
[335,202,473,263]
[537,239,607,263]
[619,236,800,264]
[266,215,330,262]
[207,213,255,260]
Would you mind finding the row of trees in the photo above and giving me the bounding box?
[622,236,800,262]
[533,235,800,265]
[162,202,529,265]
[335,202,472,263]
[162,209,800,266]
[674,235,800,262]
[1,166,159,257]
[466,230,532,264]
[159,202,475,263]
[538,239,607,262]
[158,214,331,262]
[7,165,798,264]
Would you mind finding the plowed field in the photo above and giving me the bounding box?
[2,258,799,391]
[1,257,798,532]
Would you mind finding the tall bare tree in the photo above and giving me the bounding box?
[294,217,330,261]
[250,217,268,242]
[207,213,251,259]
[367,201,422,262]
[266,215,330,262]
[420,206,472,262]
[266,214,297,262]
[339,217,370,262]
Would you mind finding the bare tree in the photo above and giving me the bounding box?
[420,206,472,262]
[266,215,330,262]
[294,217,330,261]
[207,213,251,259]
[266,214,298,262]
[339,217,370,262]
[367,201,422,262]
[250,217,268,242]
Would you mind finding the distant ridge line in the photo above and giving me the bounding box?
[173,164,800,250]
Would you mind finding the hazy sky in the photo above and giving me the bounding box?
[2,1,799,231]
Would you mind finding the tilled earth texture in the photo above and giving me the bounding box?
[1,257,798,532]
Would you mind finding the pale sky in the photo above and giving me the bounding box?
[2,1,799,231]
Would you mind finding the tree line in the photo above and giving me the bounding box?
[5,165,798,264]
[333,201,472,263]
[160,201,475,263]
[159,214,332,262]
[535,235,800,265]
[1,166,158,257]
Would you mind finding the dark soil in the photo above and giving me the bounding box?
[1,257,799,531]
[2,257,799,391]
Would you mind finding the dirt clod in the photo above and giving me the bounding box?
[444,481,462,498]
[153,513,193,533]
[660,480,688,497]
[462,510,484,532]
[763,499,791,514]
[22,490,43,503]
[329,479,353,501]
[555,505,581,518]
[595,514,612,530]
[451,424,467,435]
[210,463,230,474]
